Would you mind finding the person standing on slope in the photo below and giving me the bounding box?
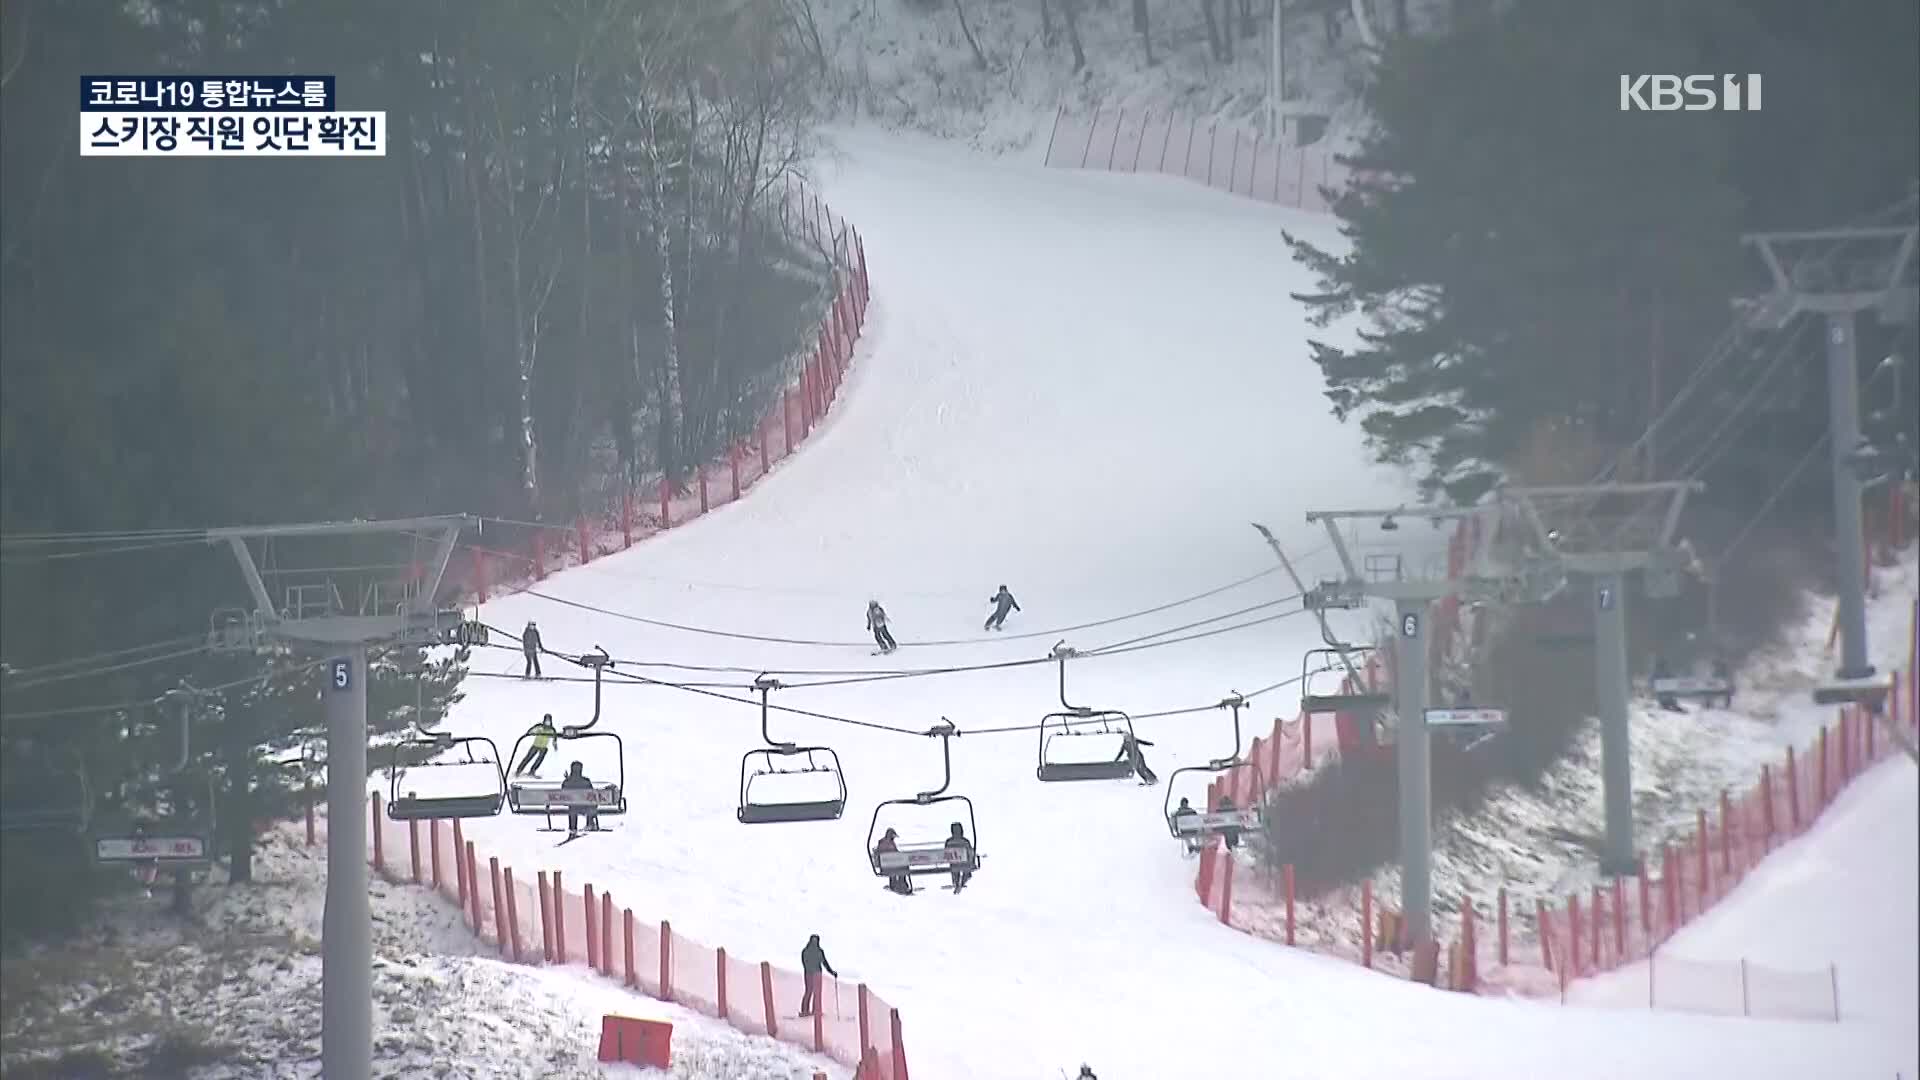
[521,620,544,679]
[866,600,898,654]
[799,934,839,1016]
[983,585,1021,631]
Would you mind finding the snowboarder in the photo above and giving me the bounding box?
[1214,792,1243,850]
[874,827,912,894]
[866,600,897,654]
[1114,733,1158,785]
[513,714,558,777]
[799,934,839,1016]
[983,585,1021,631]
[521,620,544,679]
[559,761,601,835]
[943,822,975,892]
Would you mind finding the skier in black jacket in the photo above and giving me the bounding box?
[521,620,543,679]
[799,934,838,1016]
[1115,733,1158,785]
[866,601,897,654]
[983,585,1021,631]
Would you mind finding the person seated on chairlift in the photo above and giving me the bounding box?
[1171,797,1201,853]
[1113,733,1158,785]
[559,761,601,834]
[874,827,912,894]
[1651,657,1685,713]
[942,822,974,891]
[1711,657,1735,709]
[1213,793,1243,850]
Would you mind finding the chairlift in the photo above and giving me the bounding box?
[1163,696,1266,851]
[1423,700,1510,754]
[506,648,627,829]
[867,720,981,887]
[1035,642,1137,782]
[1298,646,1390,714]
[92,691,214,871]
[385,729,508,820]
[0,744,94,835]
[737,677,847,824]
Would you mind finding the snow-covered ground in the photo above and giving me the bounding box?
[0,824,848,1079]
[1573,754,1918,1076]
[402,128,1919,1079]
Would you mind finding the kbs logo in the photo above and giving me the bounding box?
[1619,74,1762,112]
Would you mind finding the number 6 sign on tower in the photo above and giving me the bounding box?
[1402,612,1421,639]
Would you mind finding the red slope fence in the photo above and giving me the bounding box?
[1193,501,1918,1017]
[439,182,871,605]
[362,793,910,1079]
[1041,105,1353,213]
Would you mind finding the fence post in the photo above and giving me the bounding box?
[1830,963,1841,1021]
[1157,112,1176,172]
[408,819,421,883]
[891,1008,910,1080]
[759,418,772,476]
[1497,887,1509,966]
[583,883,598,967]
[490,857,508,956]
[1105,108,1125,169]
[451,818,466,908]
[1662,846,1678,931]
[503,868,523,963]
[1568,895,1582,977]
[857,983,870,1060]
[1818,726,1830,807]
[553,870,566,962]
[537,870,553,962]
[600,892,614,975]
[1612,877,1626,960]
[1696,812,1711,905]
[1589,885,1603,969]
[618,909,633,987]
[1228,128,1242,194]
[622,490,633,549]
[1130,110,1151,171]
[465,846,482,934]
[1638,860,1652,936]
[1218,854,1235,925]
[1283,864,1296,945]
[576,516,590,565]
[1205,122,1218,186]
[1759,764,1776,845]
[717,947,729,1019]
[1719,790,1734,876]
[760,961,779,1039]
[1786,746,1801,829]
[1740,957,1751,1017]
[1361,880,1374,968]
[369,794,383,872]
[730,446,742,501]
[698,468,709,516]
[660,920,674,1002]
[814,994,827,1053]
[1538,901,1554,971]
[659,476,671,530]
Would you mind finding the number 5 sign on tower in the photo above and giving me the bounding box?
[330,659,352,691]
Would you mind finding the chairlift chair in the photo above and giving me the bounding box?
[386,730,508,820]
[1298,647,1390,714]
[867,721,982,884]
[92,691,215,870]
[1034,642,1138,782]
[1163,696,1266,848]
[737,678,848,824]
[505,648,627,829]
[1423,705,1510,754]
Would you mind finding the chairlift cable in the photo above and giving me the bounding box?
[5,644,212,690]
[0,657,333,724]
[2,632,211,681]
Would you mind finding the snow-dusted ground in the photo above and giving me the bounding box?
[398,129,1919,1079]
[1574,754,1918,1075]
[0,824,848,1079]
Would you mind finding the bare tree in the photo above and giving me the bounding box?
[952,0,990,71]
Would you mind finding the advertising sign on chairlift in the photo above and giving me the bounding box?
[95,835,207,862]
[1421,707,1508,728]
[1650,676,1732,696]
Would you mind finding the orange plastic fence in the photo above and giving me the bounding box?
[455,186,871,601]
[368,795,909,1078]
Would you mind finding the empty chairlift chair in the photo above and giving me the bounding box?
[1297,646,1391,714]
[867,720,983,889]
[1034,642,1138,783]
[385,730,509,820]
[737,677,848,824]
[0,746,94,835]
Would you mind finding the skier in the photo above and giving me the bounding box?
[866,600,898,654]
[1114,733,1158,785]
[521,620,544,679]
[559,761,601,835]
[1214,792,1243,850]
[799,934,839,1017]
[1651,657,1684,713]
[1170,797,1201,854]
[874,827,911,894]
[513,714,558,777]
[1077,1068,1099,1080]
[942,822,975,892]
[983,585,1021,631]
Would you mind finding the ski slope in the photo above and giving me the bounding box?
[422,128,1908,1079]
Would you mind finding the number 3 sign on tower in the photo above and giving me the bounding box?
[330,659,352,691]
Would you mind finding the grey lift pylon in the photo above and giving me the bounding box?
[1739,222,1918,711]
[206,515,479,1080]
[1490,482,1704,876]
[1265,510,1558,951]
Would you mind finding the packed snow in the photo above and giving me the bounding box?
[0,823,848,1078]
[403,128,1920,1079]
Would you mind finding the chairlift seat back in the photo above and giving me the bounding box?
[1170,809,1258,836]
[1302,691,1392,714]
[94,833,209,865]
[0,805,91,833]
[388,793,504,821]
[1649,676,1732,699]
[738,798,844,824]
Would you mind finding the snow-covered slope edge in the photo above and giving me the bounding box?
[0,823,849,1080]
